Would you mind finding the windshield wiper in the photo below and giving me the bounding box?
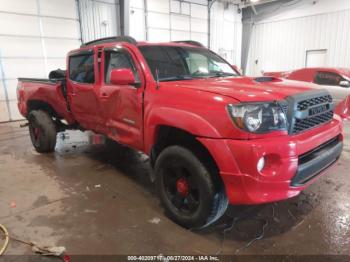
[159,75,193,82]
[207,71,237,78]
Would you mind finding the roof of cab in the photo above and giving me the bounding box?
[295,67,350,77]
[68,37,206,56]
[80,36,204,49]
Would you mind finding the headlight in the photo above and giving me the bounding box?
[227,102,287,133]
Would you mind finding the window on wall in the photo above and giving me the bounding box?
[104,50,139,84]
[314,71,344,86]
[69,54,95,84]
[305,49,327,68]
[171,0,190,15]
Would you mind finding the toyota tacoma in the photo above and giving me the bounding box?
[17,36,343,228]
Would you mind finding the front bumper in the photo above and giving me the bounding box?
[197,116,343,205]
[291,136,343,186]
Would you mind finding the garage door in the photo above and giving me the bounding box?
[130,0,208,46]
[78,0,120,43]
[0,0,81,122]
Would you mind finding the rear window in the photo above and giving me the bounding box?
[69,54,95,84]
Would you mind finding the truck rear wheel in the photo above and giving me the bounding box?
[28,110,57,153]
[155,146,228,229]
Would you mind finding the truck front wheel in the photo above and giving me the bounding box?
[28,110,57,153]
[155,146,228,229]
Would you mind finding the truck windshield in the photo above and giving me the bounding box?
[139,45,238,82]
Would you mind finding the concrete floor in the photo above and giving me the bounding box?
[0,121,350,256]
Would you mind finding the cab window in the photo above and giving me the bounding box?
[104,50,139,84]
[69,54,95,84]
[314,71,344,86]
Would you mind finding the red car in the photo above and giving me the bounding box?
[264,68,350,119]
[17,37,343,228]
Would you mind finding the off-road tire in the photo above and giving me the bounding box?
[155,145,228,229]
[28,110,57,153]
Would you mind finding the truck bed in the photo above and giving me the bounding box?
[17,78,74,124]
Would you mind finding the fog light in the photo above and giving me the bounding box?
[257,157,265,172]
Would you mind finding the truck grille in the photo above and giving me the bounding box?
[297,95,332,110]
[286,90,334,135]
[292,111,333,134]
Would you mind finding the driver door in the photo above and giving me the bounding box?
[99,47,144,150]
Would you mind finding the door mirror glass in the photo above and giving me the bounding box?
[339,80,350,88]
[110,68,136,86]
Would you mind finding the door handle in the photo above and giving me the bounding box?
[101,92,108,98]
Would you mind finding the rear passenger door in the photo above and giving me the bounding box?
[99,46,144,150]
[68,50,104,131]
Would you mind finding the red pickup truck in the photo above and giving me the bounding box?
[17,36,343,229]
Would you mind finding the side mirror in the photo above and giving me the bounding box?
[231,65,242,75]
[110,68,136,86]
[339,80,350,88]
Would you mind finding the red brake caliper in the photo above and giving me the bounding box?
[34,127,41,141]
[176,178,189,197]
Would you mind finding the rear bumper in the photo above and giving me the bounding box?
[198,117,343,205]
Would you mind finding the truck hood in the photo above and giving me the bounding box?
[164,77,317,102]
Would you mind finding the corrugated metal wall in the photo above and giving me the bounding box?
[129,0,242,66]
[210,1,242,67]
[78,0,120,43]
[246,8,350,76]
[129,0,209,45]
[0,0,80,122]
[129,0,146,41]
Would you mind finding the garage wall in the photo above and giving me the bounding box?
[210,1,242,67]
[0,0,81,122]
[0,0,242,122]
[129,0,242,66]
[78,0,120,43]
[245,0,350,76]
[130,0,209,45]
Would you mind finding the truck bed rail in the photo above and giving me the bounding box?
[18,78,59,84]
